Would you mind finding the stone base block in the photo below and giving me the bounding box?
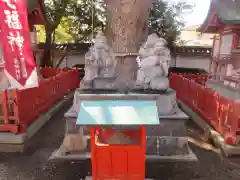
[92,77,116,89]
[156,88,178,116]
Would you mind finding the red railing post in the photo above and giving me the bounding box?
[0,68,80,134]
[1,90,9,124]
[170,73,240,145]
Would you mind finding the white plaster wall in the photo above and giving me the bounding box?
[175,56,210,72]
[58,54,85,68]
[56,53,210,73]
[35,53,85,68]
[220,34,233,55]
[179,31,214,47]
[213,38,220,58]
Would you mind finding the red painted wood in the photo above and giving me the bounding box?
[1,90,9,124]
[28,0,45,26]
[232,33,238,48]
[0,124,19,134]
[170,73,240,145]
[0,68,79,134]
[91,126,146,180]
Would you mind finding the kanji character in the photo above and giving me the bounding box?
[1,0,16,10]
[20,57,27,78]
[7,31,24,51]
[4,10,22,29]
[14,57,21,80]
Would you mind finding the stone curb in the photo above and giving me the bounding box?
[178,100,240,157]
[0,92,74,146]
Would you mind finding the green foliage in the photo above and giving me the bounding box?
[39,0,70,67]
[39,0,193,46]
[54,17,75,43]
[36,19,75,43]
[36,25,46,43]
[64,0,193,46]
[149,0,194,50]
[63,0,105,42]
[41,0,68,29]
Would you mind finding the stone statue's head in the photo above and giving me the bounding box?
[154,41,166,54]
[154,39,170,58]
[94,31,109,50]
[148,33,159,41]
[156,38,167,47]
[95,31,107,43]
[96,31,105,40]
[144,33,160,49]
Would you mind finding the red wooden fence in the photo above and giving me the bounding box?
[0,68,79,134]
[170,73,240,145]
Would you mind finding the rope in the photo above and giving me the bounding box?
[113,52,139,57]
[75,4,81,44]
[91,0,94,45]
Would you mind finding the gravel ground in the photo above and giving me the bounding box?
[0,102,240,180]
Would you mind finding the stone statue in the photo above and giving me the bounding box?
[80,31,115,89]
[136,34,171,91]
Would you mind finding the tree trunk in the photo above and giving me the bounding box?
[105,0,152,89]
[40,27,53,67]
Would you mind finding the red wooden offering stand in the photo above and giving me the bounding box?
[90,126,146,180]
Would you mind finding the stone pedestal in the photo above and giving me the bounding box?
[156,89,178,116]
[73,88,179,116]
[61,107,87,154]
[93,77,116,89]
[61,90,189,155]
[113,55,138,90]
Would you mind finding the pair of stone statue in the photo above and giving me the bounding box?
[81,32,171,91]
[1,31,171,91]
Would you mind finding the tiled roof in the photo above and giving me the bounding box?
[214,0,240,24]
[198,0,240,33]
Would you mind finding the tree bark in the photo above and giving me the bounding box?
[105,0,152,89]
[40,27,53,67]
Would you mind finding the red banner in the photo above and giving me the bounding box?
[0,0,38,89]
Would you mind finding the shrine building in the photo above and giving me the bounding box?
[198,0,240,78]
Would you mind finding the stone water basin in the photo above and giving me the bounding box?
[50,89,197,163]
